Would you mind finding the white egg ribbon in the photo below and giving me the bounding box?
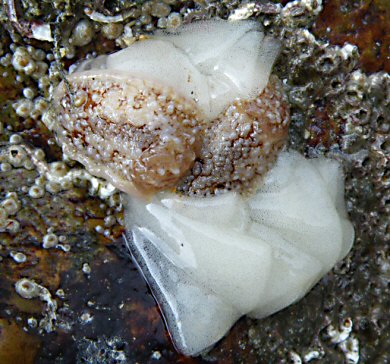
[124,151,354,356]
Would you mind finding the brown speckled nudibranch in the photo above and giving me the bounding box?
[52,19,289,197]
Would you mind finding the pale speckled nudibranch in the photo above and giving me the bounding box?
[51,19,290,198]
[53,72,203,197]
[178,75,290,196]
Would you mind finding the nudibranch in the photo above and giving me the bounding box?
[50,19,355,356]
[52,19,285,197]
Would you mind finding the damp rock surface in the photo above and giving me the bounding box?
[0,1,388,363]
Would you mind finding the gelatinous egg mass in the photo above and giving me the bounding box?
[125,151,355,356]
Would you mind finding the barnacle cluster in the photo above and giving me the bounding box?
[0,192,21,234]
[0,0,387,362]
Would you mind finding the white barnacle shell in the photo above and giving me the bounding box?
[124,151,355,355]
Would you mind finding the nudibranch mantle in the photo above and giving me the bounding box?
[51,19,287,197]
[53,73,201,196]
[50,19,355,358]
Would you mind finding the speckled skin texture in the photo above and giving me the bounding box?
[178,76,290,196]
[52,71,289,198]
[0,1,388,364]
[53,72,201,196]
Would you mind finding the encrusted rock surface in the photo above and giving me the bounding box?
[0,1,388,363]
